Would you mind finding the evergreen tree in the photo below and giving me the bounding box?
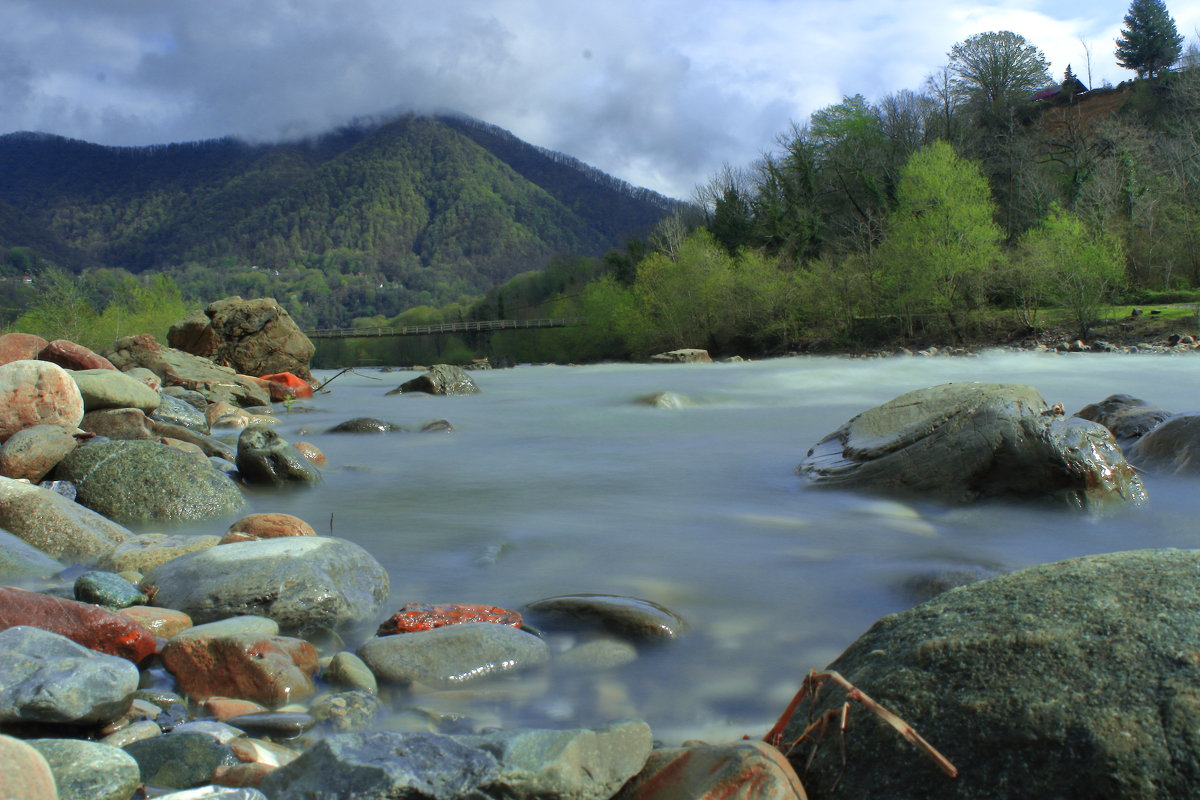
[1115,0,1184,79]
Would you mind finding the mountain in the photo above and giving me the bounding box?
[0,115,680,324]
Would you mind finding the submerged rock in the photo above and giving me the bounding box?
[1127,413,1200,475]
[389,364,481,396]
[327,417,404,433]
[1073,393,1172,444]
[777,548,1200,799]
[235,425,322,486]
[798,382,1146,509]
[523,594,688,643]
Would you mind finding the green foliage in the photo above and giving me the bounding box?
[1116,0,1184,79]
[948,31,1052,114]
[875,142,1003,338]
[1015,205,1126,337]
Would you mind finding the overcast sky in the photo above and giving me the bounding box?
[3,0,1197,199]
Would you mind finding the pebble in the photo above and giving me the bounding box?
[225,712,315,739]
[220,512,316,544]
[322,651,378,694]
[117,605,194,637]
[154,787,269,800]
[74,569,148,608]
[0,423,81,482]
[555,637,640,671]
[204,697,269,721]
[100,718,163,747]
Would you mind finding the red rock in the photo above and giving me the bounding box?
[0,586,158,664]
[116,605,193,638]
[220,513,316,544]
[161,634,319,706]
[260,372,313,400]
[614,741,808,800]
[0,333,49,366]
[38,339,118,371]
[0,360,85,443]
[377,602,523,636]
[205,696,269,721]
[293,442,326,467]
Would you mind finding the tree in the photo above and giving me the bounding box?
[948,31,1052,115]
[875,142,1003,339]
[1115,0,1184,79]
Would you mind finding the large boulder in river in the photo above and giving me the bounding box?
[141,536,389,634]
[168,297,315,382]
[776,549,1200,799]
[53,439,246,523]
[1073,393,1172,445]
[236,425,322,486]
[1126,413,1200,475]
[389,364,480,396]
[798,382,1145,509]
[102,334,270,407]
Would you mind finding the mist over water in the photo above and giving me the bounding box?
[219,351,1200,742]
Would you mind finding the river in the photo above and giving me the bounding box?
[220,350,1200,743]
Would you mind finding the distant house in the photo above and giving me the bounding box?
[1034,77,1089,102]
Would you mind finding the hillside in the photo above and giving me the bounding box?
[0,115,679,325]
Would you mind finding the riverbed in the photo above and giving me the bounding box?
[205,351,1200,743]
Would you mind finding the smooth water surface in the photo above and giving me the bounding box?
[222,351,1200,742]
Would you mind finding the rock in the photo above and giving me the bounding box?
[70,368,161,412]
[0,477,131,563]
[648,349,712,364]
[204,697,268,721]
[225,712,315,739]
[123,732,240,791]
[0,423,82,481]
[0,734,59,800]
[357,622,550,688]
[309,690,382,732]
[390,364,481,396]
[97,533,221,573]
[0,360,85,443]
[80,407,157,440]
[377,602,523,636]
[328,417,405,433]
[170,616,280,644]
[151,421,236,461]
[174,297,316,382]
[0,585,158,663]
[27,738,141,800]
[161,634,318,706]
[141,537,389,635]
[420,418,454,433]
[798,382,1146,509]
[152,392,210,432]
[523,594,688,643]
[0,332,50,366]
[1127,413,1200,475]
[235,425,322,486]
[102,334,270,407]
[776,548,1200,799]
[117,606,194,638]
[322,652,378,695]
[0,626,138,726]
[292,441,326,466]
[220,513,316,544]
[258,731,500,800]
[74,570,148,609]
[155,787,269,800]
[634,392,693,408]
[0,527,64,583]
[614,741,806,800]
[1073,394,1172,444]
[38,339,118,372]
[462,720,653,800]
[54,439,247,523]
[258,372,313,401]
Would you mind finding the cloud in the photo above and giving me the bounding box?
[1,0,1196,199]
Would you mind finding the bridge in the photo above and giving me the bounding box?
[305,317,586,339]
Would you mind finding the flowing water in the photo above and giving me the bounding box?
[201,351,1200,742]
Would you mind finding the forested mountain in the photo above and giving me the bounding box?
[0,115,678,326]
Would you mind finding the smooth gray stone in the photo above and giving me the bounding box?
[151,392,210,432]
[54,439,246,523]
[524,594,688,642]
[1073,393,1172,444]
[225,712,314,739]
[151,420,235,460]
[0,476,131,564]
[259,731,499,800]
[123,732,239,790]
[327,417,404,433]
[0,526,63,582]
[69,368,162,413]
[461,720,653,800]
[323,651,378,694]
[357,622,550,688]
[0,626,138,726]
[74,570,147,608]
[142,537,388,634]
[28,738,141,800]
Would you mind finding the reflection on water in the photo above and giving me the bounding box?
[205,352,1200,741]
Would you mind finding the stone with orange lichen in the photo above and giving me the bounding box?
[377,602,522,636]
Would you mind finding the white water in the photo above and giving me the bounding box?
[219,351,1200,742]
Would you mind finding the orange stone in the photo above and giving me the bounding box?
[161,633,319,705]
[221,513,317,544]
[117,605,194,638]
[260,372,314,400]
[0,585,158,664]
[205,696,269,721]
[292,442,326,467]
[377,602,523,636]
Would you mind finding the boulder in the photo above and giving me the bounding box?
[38,339,118,371]
[0,626,138,726]
[0,423,82,482]
[634,392,693,408]
[169,297,315,382]
[0,477,131,563]
[648,349,712,364]
[1127,412,1200,475]
[54,440,246,523]
[0,359,85,443]
[389,364,481,396]
[775,548,1200,799]
[798,382,1146,509]
[235,425,322,486]
[97,532,221,574]
[0,332,50,366]
[102,334,270,407]
[140,536,389,634]
[1073,394,1172,444]
[70,368,161,412]
[161,633,318,705]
